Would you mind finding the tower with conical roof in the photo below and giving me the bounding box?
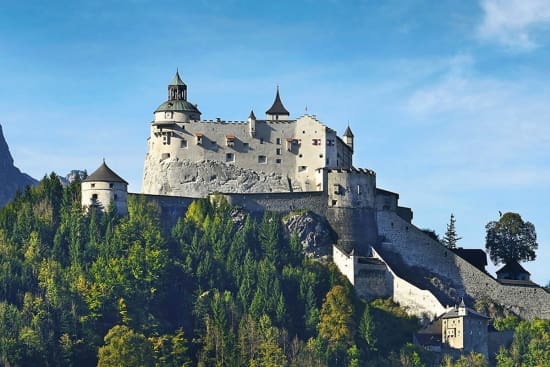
[82,161,128,215]
[154,70,201,123]
[265,87,290,121]
[343,125,354,153]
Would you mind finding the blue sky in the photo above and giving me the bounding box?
[1,0,549,284]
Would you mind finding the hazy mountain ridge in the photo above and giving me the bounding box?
[0,124,37,207]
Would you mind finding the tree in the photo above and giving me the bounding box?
[97,325,154,367]
[442,214,461,249]
[358,302,376,354]
[485,212,538,265]
[318,285,354,363]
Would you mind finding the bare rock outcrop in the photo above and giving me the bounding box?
[142,157,302,197]
[0,124,37,207]
[282,211,336,260]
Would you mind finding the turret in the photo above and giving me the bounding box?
[458,298,467,316]
[265,87,289,121]
[343,125,354,153]
[154,70,201,122]
[248,110,257,137]
[82,160,128,216]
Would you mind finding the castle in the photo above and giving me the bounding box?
[82,72,550,341]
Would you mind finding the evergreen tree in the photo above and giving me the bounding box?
[442,214,461,249]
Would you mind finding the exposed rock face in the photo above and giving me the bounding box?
[142,157,302,197]
[0,125,37,207]
[282,211,336,260]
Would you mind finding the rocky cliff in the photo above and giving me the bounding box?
[0,124,37,207]
[142,157,302,197]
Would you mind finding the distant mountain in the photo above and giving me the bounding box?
[0,124,37,207]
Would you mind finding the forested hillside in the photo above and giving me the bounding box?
[1,175,548,367]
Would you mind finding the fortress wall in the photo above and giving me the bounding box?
[327,169,376,209]
[372,248,447,321]
[129,193,194,229]
[376,210,550,320]
[326,207,377,255]
[220,191,327,216]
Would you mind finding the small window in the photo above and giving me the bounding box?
[298,166,307,172]
[299,154,303,158]
[226,153,235,162]
[312,138,321,145]
[92,194,98,200]
[196,134,203,145]
[243,142,249,150]
[276,138,281,145]
[275,158,281,164]
[258,155,267,164]
[181,139,188,148]
[327,139,335,146]
[109,183,114,188]
[91,183,95,188]
[260,138,264,144]
[276,148,281,155]
[164,111,173,119]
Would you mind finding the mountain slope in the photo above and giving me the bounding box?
[0,124,37,207]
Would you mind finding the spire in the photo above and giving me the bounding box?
[343,125,354,138]
[248,110,256,120]
[265,86,290,116]
[170,69,186,86]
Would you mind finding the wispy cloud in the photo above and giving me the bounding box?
[478,0,550,50]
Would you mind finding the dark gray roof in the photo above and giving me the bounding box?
[266,88,289,115]
[249,110,256,120]
[170,70,186,86]
[343,126,354,137]
[83,161,128,184]
[155,99,201,114]
[496,260,530,275]
[441,306,489,320]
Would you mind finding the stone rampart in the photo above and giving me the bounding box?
[129,193,194,229]
[220,191,327,216]
[376,210,550,320]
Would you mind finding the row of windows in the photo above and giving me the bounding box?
[224,153,284,165]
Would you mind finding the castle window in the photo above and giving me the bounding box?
[243,142,249,151]
[195,133,203,145]
[333,184,340,194]
[226,135,235,147]
[312,139,321,145]
[91,183,95,188]
[181,139,188,148]
[226,153,235,162]
[276,148,281,155]
[357,185,361,195]
[319,154,323,158]
[260,138,264,144]
[276,158,281,164]
[276,138,281,145]
[327,139,335,146]
[92,194,98,200]
[165,111,173,119]
[109,183,114,188]
[258,155,267,164]
[298,166,307,172]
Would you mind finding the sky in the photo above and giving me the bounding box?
[1,0,549,284]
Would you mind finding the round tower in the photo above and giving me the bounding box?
[154,70,202,123]
[82,161,128,215]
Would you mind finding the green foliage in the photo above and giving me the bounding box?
[494,315,520,331]
[0,174,431,366]
[485,212,538,265]
[442,213,461,249]
[496,319,550,367]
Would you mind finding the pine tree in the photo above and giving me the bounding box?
[442,214,461,249]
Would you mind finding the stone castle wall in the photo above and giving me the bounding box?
[376,210,550,320]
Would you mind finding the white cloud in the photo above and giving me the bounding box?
[479,0,550,50]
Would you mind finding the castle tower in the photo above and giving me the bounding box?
[265,86,290,121]
[154,70,201,123]
[343,125,354,153]
[82,161,128,215]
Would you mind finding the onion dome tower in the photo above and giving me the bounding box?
[81,160,128,215]
[265,86,290,121]
[154,70,202,122]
